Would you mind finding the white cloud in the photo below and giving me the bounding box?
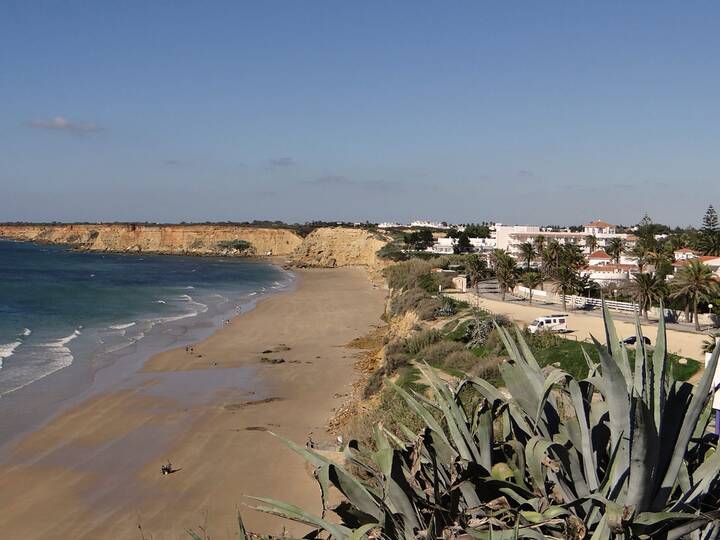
[30,116,103,134]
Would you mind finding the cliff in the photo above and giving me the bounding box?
[0,224,390,270]
[292,227,388,272]
[0,224,303,257]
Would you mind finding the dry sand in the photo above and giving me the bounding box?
[0,267,386,539]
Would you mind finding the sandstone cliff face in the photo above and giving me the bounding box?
[0,224,390,270]
[292,227,388,271]
[0,224,303,257]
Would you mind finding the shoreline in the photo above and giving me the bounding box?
[0,267,386,539]
[0,248,295,451]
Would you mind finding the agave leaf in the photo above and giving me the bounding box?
[419,364,483,465]
[249,496,352,540]
[675,445,720,509]
[387,380,452,449]
[568,378,600,491]
[513,325,545,381]
[626,394,659,512]
[654,345,719,510]
[347,523,378,540]
[533,368,568,432]
[591,335,631,484]
[236,510,248,540]
[652,302,668,428]
[372,448,421,535]
[269,433,383,521]
[601,300,632,389]
[589,514,611,540]
[464,526,546,540]
[633,313,647,399]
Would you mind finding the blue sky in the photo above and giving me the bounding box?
[2,1,719,226]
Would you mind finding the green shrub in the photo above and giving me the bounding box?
[217,239,253,252]
[376,243,408,261]
[383,260,433,291]
[389,288,442,320]
[362,368,385,398]
[405,329,442,355]
[415,340,465,364]
[255,306,720,539]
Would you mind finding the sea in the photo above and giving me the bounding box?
[0,240,293,401]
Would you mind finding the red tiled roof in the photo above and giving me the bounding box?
[673,256,720,267]
[583,264,636,273]
[588,250,611,259]
[584,220,614,228]
[674,248,697,253]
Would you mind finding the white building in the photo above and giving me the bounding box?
[378,222,402,229]
[426,237,496,255]
[410,220,450,229]
[494,219,632,260]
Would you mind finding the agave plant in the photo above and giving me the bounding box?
[250,304,720,539]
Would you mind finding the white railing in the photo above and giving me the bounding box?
[516,287,639,313]
[561,295,639,313]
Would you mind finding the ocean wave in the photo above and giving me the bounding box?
[21,328,32,337]
[184,286,195,289]
[109,322,136,330]
[155,300,167,304]
[0,341,22,369]
[0,329,81,396]
[41,329,81,349]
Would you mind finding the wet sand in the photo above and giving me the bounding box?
[0,267,386,539]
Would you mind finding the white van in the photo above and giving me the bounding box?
[527,314,569,334]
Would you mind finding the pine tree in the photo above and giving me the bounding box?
[702,205,719,234]
[699,205,720,256]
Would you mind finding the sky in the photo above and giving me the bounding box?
[2,1,720,227]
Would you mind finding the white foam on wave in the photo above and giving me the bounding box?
[109,322,136,330]
[21,328,32,337]
[0,329,82,397]
[0,341,21,369]
[155,300,166,304]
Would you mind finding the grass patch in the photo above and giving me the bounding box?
[531,339,700,381]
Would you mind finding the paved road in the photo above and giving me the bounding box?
[451,291,708,361]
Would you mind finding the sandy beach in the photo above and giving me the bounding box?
[0,267,386,539]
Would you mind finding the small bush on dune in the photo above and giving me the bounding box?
[442,350,478,371]
[416,341,465,364]
[382,339,411,375]
[405,329,442,355]
[390,288,443,320]
[362,368,385,398]
[383,260,433,291]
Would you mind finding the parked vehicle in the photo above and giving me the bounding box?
[622,336,652,346]
[527,314,569,334]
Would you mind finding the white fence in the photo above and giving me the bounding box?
[516,286,639,313]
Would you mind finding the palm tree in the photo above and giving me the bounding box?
[553,266,580,311]
[585,234,599,253]
[606,237,625,264]
[533,235,546,254]
[629,272,666,321]
[521,271,543,304]
[518,242,537,270]
[465,254,487,293]
[494,251,518,301]
[670,259,720,331]
[542,240,562,276]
